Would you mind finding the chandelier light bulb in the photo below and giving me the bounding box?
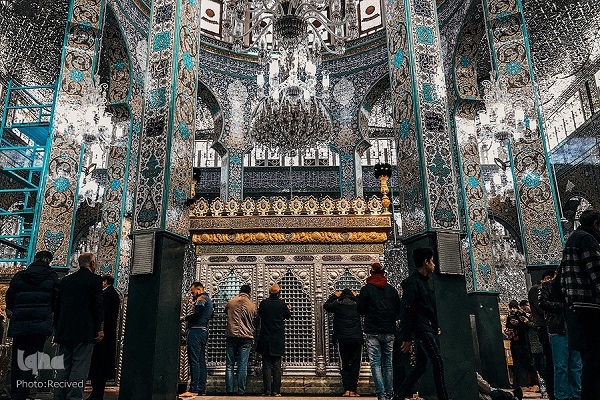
[269,59,280,76]
[322,70,329,90]
[478,110,490,125]
[257,72,265,87]
[529,118,537,131]
[514,107,524,121]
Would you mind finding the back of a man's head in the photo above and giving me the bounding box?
[579,210,600,228]
[240,284,251,295]
[78,253,95,269]
[34,251,53,264]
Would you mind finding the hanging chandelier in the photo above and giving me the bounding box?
[223,0,356,154]
[473,73,537,164]
[222,0,359,57]
[251,47,333,154]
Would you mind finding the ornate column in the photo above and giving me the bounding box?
[120,0,200,397]
[455,101,508,387]
[384,0,477,396]
[35,0,106,268]
[96,17,132,276]
[483,0,564,273]
[384,0,461,237]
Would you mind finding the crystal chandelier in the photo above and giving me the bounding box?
[53,75,117,207]
[251,50,333,153]
[223,0,359,57]
[224,0,357,153]
[474,73,537,164]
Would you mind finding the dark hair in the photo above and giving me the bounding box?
[413,247,435,269]
[34,251,53,262]
[508,300,519,309]
[240,284,251,294]
[341,288,354,298]
[519,299,529,308]
[579,210,600,227]
[541,269,556,280]
[102,274,115,285]
[191,281,204,289]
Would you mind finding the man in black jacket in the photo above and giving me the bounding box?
[397,248,449,400]
[540,269,582,400]
[357,263,400,400]
[5,250,58,400]
[88,274,121,400]
[53,252,104,400]
[257,285,291,396]
[324,288,363,397]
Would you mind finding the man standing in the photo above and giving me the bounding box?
[528,271,554,399]
[324,288,363,397]
[87,274,121,400]
[356,263,400,400]
[559,209,600,400]
[257,285,291,397]
[224,284,257,395]
[540,269,582,400]
[5,250,59,400]
[180,282,213,398]
[397,248,449,400]
[53,252,104,400]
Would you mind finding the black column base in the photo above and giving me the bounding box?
[402,232,479,400]
[468,292,510,388]
[119,231,187,400]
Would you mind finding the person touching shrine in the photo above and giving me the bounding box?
[180,282,213,398]
[257,284,291,396]
[324,287,363,397]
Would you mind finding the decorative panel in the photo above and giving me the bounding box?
[484,0,564,265]
[133,0,199,235]
[456,102,498,292]
[383,0,425,236]
[165,0,201,235]
[406,0,461,232]
[36,0,106,267]
[453,0,485,101]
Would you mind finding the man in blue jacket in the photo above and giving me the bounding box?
[180,282,213,398]
[5,250,59,400]
[397,247,449,400]
[357,263,401,400]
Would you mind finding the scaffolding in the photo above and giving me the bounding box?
[0,80,55,269]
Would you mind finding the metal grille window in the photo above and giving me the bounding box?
[278,270,314,366]
[326,270,363,365]
[206,272,243,367]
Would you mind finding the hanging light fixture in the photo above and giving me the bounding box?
[223,0,356,154]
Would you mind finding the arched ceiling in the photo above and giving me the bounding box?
[1,0,598,121]
[522,0,600,115]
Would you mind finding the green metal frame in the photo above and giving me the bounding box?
[0,81,56,267]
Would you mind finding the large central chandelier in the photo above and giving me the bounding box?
[224,0,358,153]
